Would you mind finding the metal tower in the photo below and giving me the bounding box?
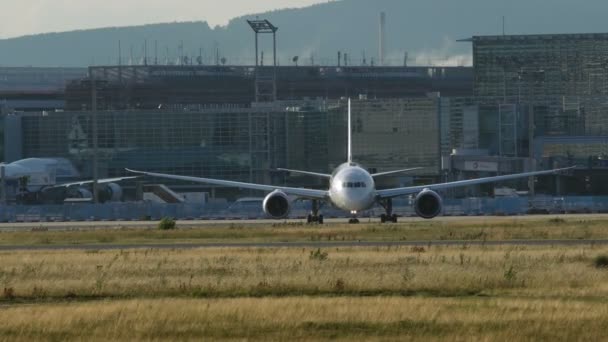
[247,19,278,103]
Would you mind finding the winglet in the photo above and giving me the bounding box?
[126,168,144,174]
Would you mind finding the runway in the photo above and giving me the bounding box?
[1,239,607,252]
[1,213,608,231]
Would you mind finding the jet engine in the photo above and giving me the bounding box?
[99,183,123,202]
[68,188,93,199]
[263,190,291,219]
[414,189,443,219]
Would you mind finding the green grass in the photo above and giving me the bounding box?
[1,217,608,247]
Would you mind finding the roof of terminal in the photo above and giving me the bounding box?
[459,32,608,42]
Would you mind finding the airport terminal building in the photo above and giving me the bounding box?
[3,97,444,198]
[4,32,608,200]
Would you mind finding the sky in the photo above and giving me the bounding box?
[0,0,329,39]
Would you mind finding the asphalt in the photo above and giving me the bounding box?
[1,213,608,231]
[0,239,607,252]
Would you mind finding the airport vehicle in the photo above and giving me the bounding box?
[1,158,136,204]
[128,99,572,223]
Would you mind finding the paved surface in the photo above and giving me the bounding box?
[0,239,607,252]
[1,214,607,231]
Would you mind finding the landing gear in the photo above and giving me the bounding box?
[348,211,360,224]
[379,198,398,223]
[307,214,324,224]
[307,200,324,224]
[380,214,398,223]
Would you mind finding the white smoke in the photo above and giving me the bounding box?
[387,36,473,67]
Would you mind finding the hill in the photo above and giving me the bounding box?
[1,0,608,67]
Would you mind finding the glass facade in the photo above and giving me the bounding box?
[18,110,288,189]
[347,98,440,175]
[0,115,4,162]
[473,34,608,99]
[8,98,443,196]
[473,34,608,138]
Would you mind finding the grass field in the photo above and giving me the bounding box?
[1,216,608,246]
[1,240,608,340]
[3,297,607,341]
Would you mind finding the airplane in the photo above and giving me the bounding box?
[0,158,137,204]
[127,99,573,224]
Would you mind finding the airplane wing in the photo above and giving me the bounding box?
[126,169,329,200]
[45,176,140,190]
[276,168,332,179]
[376,167,574,199]
[371,168,423,178]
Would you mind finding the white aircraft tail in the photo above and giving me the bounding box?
[347,98,353,163]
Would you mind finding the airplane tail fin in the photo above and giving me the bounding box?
[348,98,353,163]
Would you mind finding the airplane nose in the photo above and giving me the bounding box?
[338,190,372,211]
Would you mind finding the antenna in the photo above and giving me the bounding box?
[154,40,158,65]
[348,98,352,163]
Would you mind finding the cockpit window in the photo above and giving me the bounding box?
[342,181,367,188]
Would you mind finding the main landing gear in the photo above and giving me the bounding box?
[307,200,324,224]
[379,198,398,223]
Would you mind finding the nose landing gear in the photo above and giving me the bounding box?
[379,198,398,223]
[348,211,360,224]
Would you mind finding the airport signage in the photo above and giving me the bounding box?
[464,161,498,172]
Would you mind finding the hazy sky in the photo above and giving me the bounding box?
[0,0,329,39]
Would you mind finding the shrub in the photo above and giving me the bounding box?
[334,278,346,291]
[158,217,177,230]
[504,265,517,283]
[594,255,608,268]
[411,246,426,253]
[3,287,15,300]
[309,249,328,261]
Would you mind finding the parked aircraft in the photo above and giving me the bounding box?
[128,99,572,223]
[0,158,136,204]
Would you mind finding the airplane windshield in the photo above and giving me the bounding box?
[342,182,367,188]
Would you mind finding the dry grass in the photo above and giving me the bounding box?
[1,234,608,339]
[0,245,607,300]
[1,296,607,341]
[1,217,608,246]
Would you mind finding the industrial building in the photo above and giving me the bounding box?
[64,65,473,110]
[424,32,608,196]
[469,33,608,141]
[4,30,608,204]
[472,33,608,99]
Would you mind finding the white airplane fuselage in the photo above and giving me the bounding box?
[328,162,376,212]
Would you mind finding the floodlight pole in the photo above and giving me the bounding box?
[247,19,278,103]
[255,33,259,67]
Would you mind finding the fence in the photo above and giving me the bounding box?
[2,197,608,223]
